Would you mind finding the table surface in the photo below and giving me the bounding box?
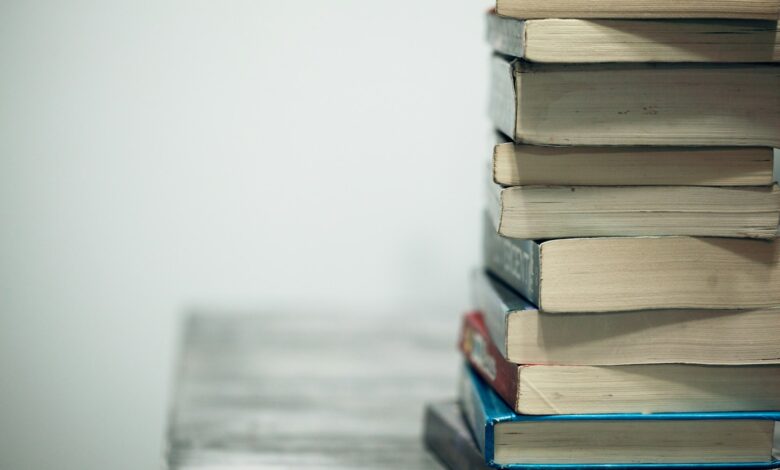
[166,311,460,469]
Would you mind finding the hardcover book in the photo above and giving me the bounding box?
[482,212,780,312]
[472,269,780,366]
[487,12,780,63]
[489,55,780,146]
[459,363,780,468]
[460,310,780,415]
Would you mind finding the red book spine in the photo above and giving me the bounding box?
[459,311,519,411]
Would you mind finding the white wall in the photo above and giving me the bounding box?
[0,2,491,469]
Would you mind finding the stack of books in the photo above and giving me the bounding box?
[424,1,780,469]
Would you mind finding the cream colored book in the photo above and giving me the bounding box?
[492,142,775,186]
[462,310,780,415]
[513,364,780,415]
[460,364,780,467]
[472,269,780,364]
[489,55,780,146]
[487,13,780,63]
[482,216,780,312]
[495,0,780,20]
[489,180,780,239]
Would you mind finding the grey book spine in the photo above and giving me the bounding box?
[488,55,518,142]
[471,269,511,358]
[423,401,491,470]
[482,211,540,307]
[472,269,538,359]
[486,13,525,59]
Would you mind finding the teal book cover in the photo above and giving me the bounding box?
[459,364,780,469]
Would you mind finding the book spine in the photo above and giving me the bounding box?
[482,211,541,306]
[488,54,518,141]
[423,403,491,470]
[471,270,510,359]
[460,312,520,412]
[457,365,492,463]
[485,13,526,59]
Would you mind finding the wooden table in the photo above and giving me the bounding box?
[166,311,459,469]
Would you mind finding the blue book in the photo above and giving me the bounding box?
[459,364,780,469]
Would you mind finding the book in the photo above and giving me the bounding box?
[472,269,780,366]
[495,0,780,20]
[460,311,780,415]
[489,55,780,146]
[492,141,775,187]
[458,363,780,468]
[488,180,780,239]
[423,401,492,470]
[487,13,780,63]
[482,213,780,312]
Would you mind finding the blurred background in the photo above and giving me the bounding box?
[0,1,492,469]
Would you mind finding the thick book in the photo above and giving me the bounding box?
[459,363,780,468]
[489,55,780,147]
[423,401,492,470]
[488,179,780,239]
[472,269,780,366]
[482,212,780,312]
[460,310,780,415]
[495,0,780,20]
[487,13,780,63]
[492,141,775,187]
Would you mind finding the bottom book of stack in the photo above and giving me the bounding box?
[425,365,780,469]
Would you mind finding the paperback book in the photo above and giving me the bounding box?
[482,212,780,312]
[489,55,780,146]
[486,12,780,63]
[472,269,780,366]
[459,364,780,469]
[460,310,780,415]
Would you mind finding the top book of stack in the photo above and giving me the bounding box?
[487,13,780,63]
[496,0,780,20]
[487,2,780,146]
